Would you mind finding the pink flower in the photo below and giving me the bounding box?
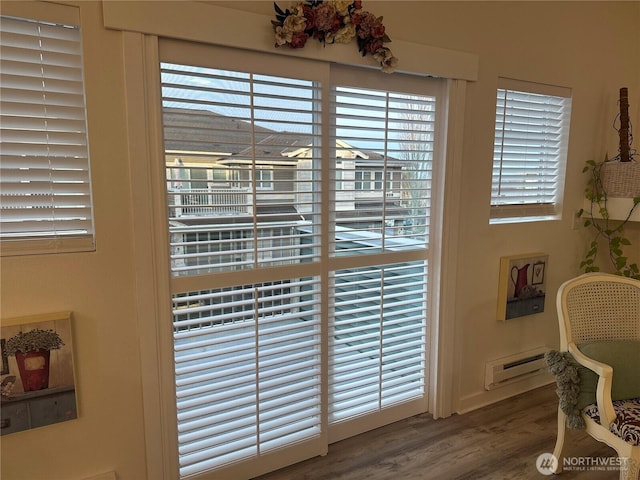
[272,1,397,73]
[364,38,383,55]
[289,31,309,49]
[371,23,385,39]
[355,11,377,39]
[302,5,316,30]
[314,2,338,31]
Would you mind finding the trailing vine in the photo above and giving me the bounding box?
[578,156,640,279]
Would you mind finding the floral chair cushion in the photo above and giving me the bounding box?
[584,397,640,446]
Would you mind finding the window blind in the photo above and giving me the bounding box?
[325,71,438,441]
[161,60,324,477]
[159,44,442,477]
[0,15,94,255]
[330,84,435,254]
[173,278,321,477]
[491,81,572,221]
[329,261,427,424]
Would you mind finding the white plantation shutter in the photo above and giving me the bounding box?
[330,262,427,423]
[159,43,443,477]
[173,278,321,476]
[330,77,436,254]
[0,14,94,255]
[159,46,325,477]
[161,63,321,274]
[327,68,437,439]
[491,79,572,221]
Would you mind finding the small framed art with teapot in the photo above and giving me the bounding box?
[497,253,549,320]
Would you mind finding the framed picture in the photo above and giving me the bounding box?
[532,261,546,285]
[497,253,549,320]
[0,311,78,435]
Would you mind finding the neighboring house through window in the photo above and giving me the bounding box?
[255,166,273,190]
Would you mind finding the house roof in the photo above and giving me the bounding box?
[163,107,395,164]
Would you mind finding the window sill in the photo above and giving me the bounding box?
[0,236,96,257]
[490,215,559,225]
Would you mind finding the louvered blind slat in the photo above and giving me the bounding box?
[491,83,572,221]
[0,15,94,252]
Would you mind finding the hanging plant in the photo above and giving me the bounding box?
[579,157,640,279]
[578,88,640,279]
[272,1,398,73]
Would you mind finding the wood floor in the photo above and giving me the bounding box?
[253,384,619,480]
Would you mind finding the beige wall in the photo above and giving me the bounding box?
[1,2,146,479]
[1,1,638,479]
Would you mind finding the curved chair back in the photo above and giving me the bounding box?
[556,273,640,349]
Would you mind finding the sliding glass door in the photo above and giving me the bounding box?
[158,40,444,479]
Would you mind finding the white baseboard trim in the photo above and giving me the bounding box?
[457,373,555,414]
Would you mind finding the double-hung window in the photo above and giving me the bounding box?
[0,9,94,255]
[255,167,273,190]
[490,78,572,223]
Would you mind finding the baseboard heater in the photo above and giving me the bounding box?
[484,347,550,390]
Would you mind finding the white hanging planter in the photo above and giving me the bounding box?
[600,159,640,198]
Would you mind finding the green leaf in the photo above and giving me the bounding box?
[621,237,631,245]
[274,2,286,16]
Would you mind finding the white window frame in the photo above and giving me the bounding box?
[255,166,273,191]
[355,170,372,191]
[490,77,572,223]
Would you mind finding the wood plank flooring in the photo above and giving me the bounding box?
[253,384,619,480]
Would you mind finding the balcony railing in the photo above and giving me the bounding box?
[169,188,252,217]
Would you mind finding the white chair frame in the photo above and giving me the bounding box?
[552,273,640,479]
